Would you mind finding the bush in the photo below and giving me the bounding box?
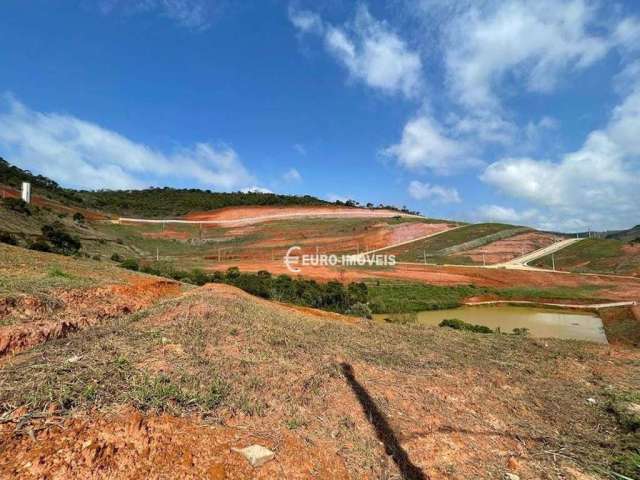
[120,258,139,271]
[439,318,493,334]
[190,269,209,286]
[73,212,85,224]
[0,231,17,245]
[110,253,123,262]
[348,302,372,319]
[41,222,81,255]
[29,240,51,252]
[2,197,31,215]
[92,254,101,261]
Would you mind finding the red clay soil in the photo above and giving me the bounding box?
[0,185,108,221]
[201,221,455,263]
[181,205,414,224]
[0,278,181,358]
[0,409,349,479]
[455,231,561,264]
[207,259,640,301]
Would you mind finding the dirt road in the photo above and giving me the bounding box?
[119,206,422,227]
[497,237,583,267]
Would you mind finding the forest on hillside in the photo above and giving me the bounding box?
[1,157,419,218]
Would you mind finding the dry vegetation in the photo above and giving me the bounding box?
[1,245,639,478]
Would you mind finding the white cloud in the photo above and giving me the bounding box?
[327,193,351,203]
[242,186,274,194]
[384,115,479,173]
[480,78,640,230]
[408,180,461,203]
[288,7,323,34]
[282,168,302,182]
[290,5,423,98]
[100,0,213,30]
[292,143,307,155]
[0,95,256,191]
[443,0,611,110]
[476,205,540,224]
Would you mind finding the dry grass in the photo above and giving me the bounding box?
[1,282,638,478]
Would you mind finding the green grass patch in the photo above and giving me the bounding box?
[386,223,520,262]
[533,238,640,275]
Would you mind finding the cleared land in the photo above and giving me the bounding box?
[532,238,640,276]
[383,223,525,264]
[0,246,639,479]
[454,231,562,265]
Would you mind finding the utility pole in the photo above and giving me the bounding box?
[552,253,556,271]
[156,247,159,261]
[482,253,486,266]
[423,250,427,264]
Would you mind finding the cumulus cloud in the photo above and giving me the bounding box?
[290,5,423,98]
[0,95,256,191]
[384,115,479,174]
[443,0,613,110]
[288,7,323,34]
[283,168,302,182]
[99,0,214,30]
[480,78,640,230]
[408,180,461,203]
[476,204,540,224]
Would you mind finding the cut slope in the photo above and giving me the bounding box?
[383,223,523,263]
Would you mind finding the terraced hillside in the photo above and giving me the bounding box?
[0,244,639,479]
[383,223,527,264]
[532,238,640,276]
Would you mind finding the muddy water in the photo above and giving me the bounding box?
[373,306,607,343]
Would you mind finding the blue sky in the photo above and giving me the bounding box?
[1,0,639,231]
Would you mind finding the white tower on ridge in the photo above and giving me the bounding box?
[21,182,31,203]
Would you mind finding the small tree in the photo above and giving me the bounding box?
[41,222,81,255]
[120,258,139,271]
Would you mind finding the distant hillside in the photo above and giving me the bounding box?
[606,225,640,243]
[0,157,418,218]
[0,157,84,205]
[78,188,334,218]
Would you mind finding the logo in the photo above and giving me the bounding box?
[284,245,396,273]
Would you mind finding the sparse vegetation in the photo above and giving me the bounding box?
[2,197,31,215]
[439,318,494,333]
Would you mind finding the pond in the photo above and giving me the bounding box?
[373,305,607,343]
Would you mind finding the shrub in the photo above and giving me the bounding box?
[2,197,31,215]
[29,240,51,252]
[190,269,209,286]
[41,222,81,255]
[120,258,139,271]
[92,254,101,261]
[348,302,372,319]
[0,231,17,245]
[439,318,493,334]
[73,212,85,224]
[110,252,123,262]
[226,267,241,280]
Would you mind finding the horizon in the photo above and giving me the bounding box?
[1,0,639,232]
